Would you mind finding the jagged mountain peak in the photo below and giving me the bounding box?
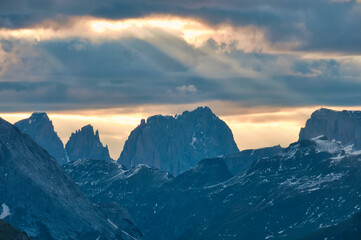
[66,124,112,162]
[14,112,67,165]
[119,106,239,175]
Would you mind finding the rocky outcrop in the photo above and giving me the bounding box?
[0,220,31,240]
[14,112,67,165]
[65,124,112,162]
[223,145,283,175]
[118,106,239,175]
[0,117,141,240]
[299,108,361,149]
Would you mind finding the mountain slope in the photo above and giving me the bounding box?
[184,136,361,240]
[14,112,67,165]
[118,106,239,175]
[65,124,112,161]
[300,210,361,240]
[299,108,361,149]
[67,135,361,240]
[0,117,140,240]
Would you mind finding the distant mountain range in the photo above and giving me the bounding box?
[15,113,111,164]
[6,107,361,239]
[0,117,141,240]
[65,135,361,240]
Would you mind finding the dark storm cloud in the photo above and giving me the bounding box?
[1,0,360,53]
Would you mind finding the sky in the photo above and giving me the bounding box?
[1,0,361,158]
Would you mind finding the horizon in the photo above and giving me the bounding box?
[3,104,361,159]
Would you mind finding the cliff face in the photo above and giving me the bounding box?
[118,106,239,175]
[223,145,283,175]
[14,112,67,165]
[65,124,112,161]
[299,108,361,148]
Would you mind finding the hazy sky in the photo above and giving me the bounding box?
[1,0,361,158]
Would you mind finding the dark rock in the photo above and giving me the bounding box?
[165,158,233,189]
[300,211,361,240]
[223,145,283,175]
[118,106,239,175]
[14,112,67,165]
[0,117,140,240]
[299,108,361,149]
[0,219,31,240]
[65,124,112,162]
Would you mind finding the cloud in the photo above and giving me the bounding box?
[0,33,360,112]
[1,0,360,54]
[0,2,361,112]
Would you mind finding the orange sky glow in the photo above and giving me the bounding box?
[2,104,360,159]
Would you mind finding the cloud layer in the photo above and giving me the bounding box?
[0,1,361,112]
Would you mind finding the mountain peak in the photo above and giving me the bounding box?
[30,112,49,119]
[14,113,67,165]
[65,125,112,161]
[81,124,93,131]
[181,106,216,118]
[118,106,238,175]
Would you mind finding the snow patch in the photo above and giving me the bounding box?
[190,132,198,150]
[281,173,345,192]
[121,230,138,240]
[0,203,10,219]
[107,219,118,229]
[311,136,342,154]
[190,136,197,150]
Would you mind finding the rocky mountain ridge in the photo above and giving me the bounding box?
[118,106,239,175]
[299,108,361,149]
[65,124,112,162]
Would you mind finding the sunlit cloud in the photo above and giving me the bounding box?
[0,15,286,54]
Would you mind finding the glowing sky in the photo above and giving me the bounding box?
[1,0,361,157]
